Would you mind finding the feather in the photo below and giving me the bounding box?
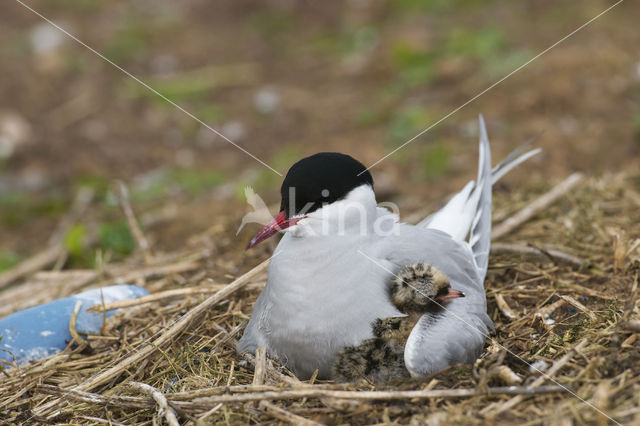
[418,116,541,280]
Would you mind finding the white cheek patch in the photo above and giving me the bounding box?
[288,218,314,238]
[289,225,304,237]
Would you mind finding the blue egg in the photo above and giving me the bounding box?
[0,285,149,365]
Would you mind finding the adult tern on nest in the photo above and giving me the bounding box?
[238,115,539,381]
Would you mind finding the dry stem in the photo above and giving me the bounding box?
[129,382,179,426]
[485,339,589,416]
[116,181,153,264]
[259,400,324,425]
[252,347,267,386]
[491,242,586,267]
[88,281,265,312]
[32,258,270,418]
[492,173,584,240]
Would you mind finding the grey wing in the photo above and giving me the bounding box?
[378,226,493,377]
[237,286,270,355]
[404,303,488,376]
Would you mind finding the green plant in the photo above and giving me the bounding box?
[0,251,20,273]
[99,221,135,256]
[445,27,506,59]
[171,169,226,196]
[388,106,435,144]
[105,21,148,62]
[390,42,438,87]
[422,142,450,180]
[63,224,88,258]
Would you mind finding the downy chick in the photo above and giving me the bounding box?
[332,263,464,384]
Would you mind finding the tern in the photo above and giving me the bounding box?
[238,115,540,380]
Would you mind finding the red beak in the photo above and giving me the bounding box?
[435,288,465,302]
[245,211,306,250]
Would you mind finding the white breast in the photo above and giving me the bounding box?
[245,232,401,378]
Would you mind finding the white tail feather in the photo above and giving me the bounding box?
[418,116,541,280]
[470,114,492,278]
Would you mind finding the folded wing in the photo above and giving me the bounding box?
[398,116,540,376]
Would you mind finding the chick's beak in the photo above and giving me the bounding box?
[435,288,466,302]
[245,211,305,250]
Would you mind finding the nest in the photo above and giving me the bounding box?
[1,173,639,425]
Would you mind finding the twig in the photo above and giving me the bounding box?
[129,382,179,426]
[0,187,95,291]
[559,295,597,321]
[622,320,640,333]
[243,353,302,386]
[538,299,565,317]
[492,173,584,240]
[185,385,564,406]
[491,243,586,268]
[0,245,64,290]
[32,258,271,418]
[170,384,350,399]
[0,270,100,318]
[48,186,95,246]
[252,347,267,386]
[47,91,98,132]
[74,415,127,426]
[210,324,245,354]
[533,338,587,377]
[2,257,205,317]
[116,181,153,264]
[87,281,265,312]
[140,204,179,228]
[591,380,612,426]
[36,384,153,408]
[37,383,564,410]
[96,259,201,288]
[226,361,235,387]
[36,383,344,403]
[484,339,589,416]
[557,281,615,300]
[259,400,324,426]
[494,294,517,320]
[197,403,223,421]
[68,300,88,346]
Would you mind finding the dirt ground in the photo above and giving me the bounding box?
[1,0,639,424]
[1,0,639,257]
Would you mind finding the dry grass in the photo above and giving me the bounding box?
[1,173,639,425]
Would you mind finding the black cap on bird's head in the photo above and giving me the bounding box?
[246,152,373,249]
[280,152,373,218]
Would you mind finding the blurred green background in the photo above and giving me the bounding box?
[0,0,638,268]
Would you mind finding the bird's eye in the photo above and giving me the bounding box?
[435,287,449,298]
